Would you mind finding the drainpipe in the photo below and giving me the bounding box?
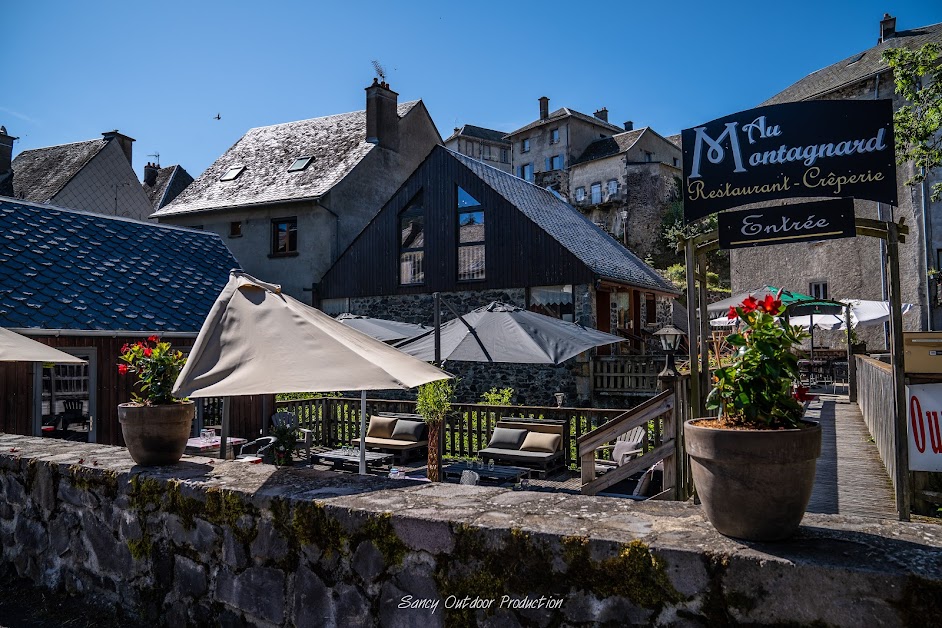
[921,174,934,330]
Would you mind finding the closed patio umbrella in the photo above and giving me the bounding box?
[173,272,451,473]
[335,313,429,343]
[0,327,86,363]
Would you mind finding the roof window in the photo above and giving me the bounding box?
[220,166,245,182]
[288,156,314,172]
[845,52,865,66]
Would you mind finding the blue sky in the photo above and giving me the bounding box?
[4,1,942,179]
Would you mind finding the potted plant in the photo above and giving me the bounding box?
[117,337,193,466]
[269,412,298,466]
[685,292,822,541]
[416,379,455,482]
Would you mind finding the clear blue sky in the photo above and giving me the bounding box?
[4,1,942,179]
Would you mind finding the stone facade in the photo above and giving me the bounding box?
[443,127,512,173]
[1,435,940,627]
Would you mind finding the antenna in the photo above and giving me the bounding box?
[147,152,160,166]
[371,59,386,82]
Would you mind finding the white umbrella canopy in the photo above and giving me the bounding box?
[788,299,913,331]
[335,313,430,343]
[0,327,86,363]
[395,301,623,365]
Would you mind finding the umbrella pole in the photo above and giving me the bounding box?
[359,390,367,476]
[219,397,230,460]
[434,292,441,365]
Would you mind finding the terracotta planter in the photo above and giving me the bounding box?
[684,418,821,542]
[119,401,195,466]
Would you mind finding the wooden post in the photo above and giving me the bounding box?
[886,222,911,521]
[658,367,677,499]
[846,305,858,402]
[685,238,700,420]
[697,253,710,414]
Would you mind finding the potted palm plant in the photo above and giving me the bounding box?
[117,337,193,466]
[685,292,822,541]
[416,379,455,482]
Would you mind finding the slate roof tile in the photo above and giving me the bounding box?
[506,108,624,137]
[571,129,647,166]
[0,197,239,332]
[444,124,511,144]
[10,140,108,202]
[143,164,195,210]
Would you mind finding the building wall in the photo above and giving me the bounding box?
[443,136,512,173]
[52,141,153,220]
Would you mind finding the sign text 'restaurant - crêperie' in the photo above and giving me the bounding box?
[718,198,856,249]
[682,100,897,221]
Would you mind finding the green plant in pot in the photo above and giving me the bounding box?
[416,378,454,482]
[269,412,298,467]
[117,337,194,466]
[685,292,822,541]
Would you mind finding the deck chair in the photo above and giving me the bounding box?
[62,400,87,430]
[594,425,646,473]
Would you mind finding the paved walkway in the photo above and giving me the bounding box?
[805,392,898,519]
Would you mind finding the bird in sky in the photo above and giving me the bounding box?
[213,113,221,120]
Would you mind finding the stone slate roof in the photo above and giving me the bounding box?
[571,129,647,166]
[762,21,942,105]
[9,140,108,203]
[506,108,624,137]
[0,197,240,332]
[144,165,195,210]
[666,133,682,149]
[154,101,421,217]
[444,125,510,145]
[447,149,678,294]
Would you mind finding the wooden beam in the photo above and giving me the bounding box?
[856,217,909,236]
[582,442,674,496]
[697,253,710,413]
[577,392,673,454]
[886,221,910,521]
[685,238,701,424]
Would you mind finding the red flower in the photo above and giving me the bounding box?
[741,296,759,313]
[118,364,128,375]
[121,343,129,353]
[148,335,160,343]
[143,347,153,357]
[727,306,738,320]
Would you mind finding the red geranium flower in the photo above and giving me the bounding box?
[741,296,759,313]
[727,306,738,320]
[118,364,128,375]
[148,335,160,343]
[121,343,129,353]
[143,347,153,357]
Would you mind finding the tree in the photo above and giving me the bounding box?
[416,379,455,482]
[883,42,942,201]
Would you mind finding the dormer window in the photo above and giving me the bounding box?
[220,166,245,181]
[288,156,313,172]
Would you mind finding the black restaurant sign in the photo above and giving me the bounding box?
[718,198,856,250]
[682,100,897,221]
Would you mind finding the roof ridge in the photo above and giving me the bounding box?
[247,100,421,132]
[15,138,107,153]
[155,165,179,209]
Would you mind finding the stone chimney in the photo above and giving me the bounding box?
[880,13,896,43]
[594,108,609,123]
[624,121,634,131]
[0,126,15,174]
[101,130,135,165]
[143,162,159,186]
[539,96,549,120]
[365,78,400,152]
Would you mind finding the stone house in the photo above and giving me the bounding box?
[316,146,679,404]
[728,15,942,346]
[142,162,194,211]
[569,127,683,259]
[504,97,627,197]
[443,125,512,173]
[0,127,153,220]
[151,80,441,301]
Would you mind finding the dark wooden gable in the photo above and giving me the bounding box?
[320,146,595,298]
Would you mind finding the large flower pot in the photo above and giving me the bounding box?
[119,401,195,466]
[684,419,821,542]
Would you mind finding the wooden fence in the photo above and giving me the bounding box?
[855,356,898,495]
[591,356,660,396]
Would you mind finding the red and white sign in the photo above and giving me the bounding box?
[906,384,942,472]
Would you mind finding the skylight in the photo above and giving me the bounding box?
[845,52,866,66]
[288,156,314,172]
[220,166,245,182]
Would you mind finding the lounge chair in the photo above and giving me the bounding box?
[350,412,428,463]
[593,425,645,473]
[477,419,566,478]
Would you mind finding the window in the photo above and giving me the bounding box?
[575,187,586,202]
[550,128,560,144]
[500,148,509,163]
[483,145,492,160]
[457,187,485,281]
[288,156,313,172]
[673,157,679,167]
[607,179,618,197]
[644,151,654,162]
[220,165,245,181]
[521,138,530,153]
[590,183,602,204]
[520,163,534,182]
[466,140,475,156]
[399,193,425,285]
[229,221,242,238]
[809,281,829,300]
[550,154,563,170]
[271,218,298,255]
[529,285,574,322]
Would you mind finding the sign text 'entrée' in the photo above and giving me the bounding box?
[718,198,856,249]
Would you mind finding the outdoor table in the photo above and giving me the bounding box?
[442,462,531,485]
[312,449,393,471]
[184,435,247,459]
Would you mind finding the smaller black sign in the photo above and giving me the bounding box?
[718,198,855,250]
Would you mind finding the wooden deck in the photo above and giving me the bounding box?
[805,392,898,519]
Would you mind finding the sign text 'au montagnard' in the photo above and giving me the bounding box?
[718,198,856,249]
[682,100,897,221]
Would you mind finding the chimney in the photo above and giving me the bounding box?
[539,96,549,120]
[880,13,896,43]
[365,78,400,152]
[594,108,609,123]
[624,121,634,131]
[143,162,159,186]
[101,130,135,165]
[0,126,15,174]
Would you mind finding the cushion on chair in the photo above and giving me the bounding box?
[390,419,426,443]
[367,416,398,439]
[519,432,561,453]
[487,427,528,450]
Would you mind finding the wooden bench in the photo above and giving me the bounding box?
[350,412,428,464]
[477,419,566,478]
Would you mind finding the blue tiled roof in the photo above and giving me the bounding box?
[0,197,240,332]
[447,149,679,294]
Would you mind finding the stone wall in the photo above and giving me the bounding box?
[2,434,940,627]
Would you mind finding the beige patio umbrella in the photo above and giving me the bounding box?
[0,327,86,363]
[173,272,451,473]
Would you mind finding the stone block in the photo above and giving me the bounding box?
[81,511,132,577]
[216,566,286,625]
[222,528,248,570]
[352,540,385,584]
[391,517,454,555]
[173,554,208,598]
[14,517,47,554]
[333,582,371,627]
[561,590,602,624]
[250,518,289,565]
[29,462,57,515]
[291,566,334,628]
[379,581,444,628]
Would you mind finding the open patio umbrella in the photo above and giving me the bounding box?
[173,272,451,474]
[0,326,86,363]
[335,313,429,343]
[394,301,624,366]
[789,299,913,331]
